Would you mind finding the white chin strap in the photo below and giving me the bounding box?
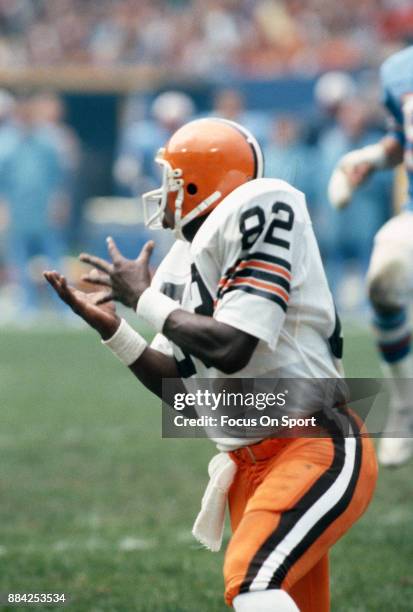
[173,189,221,239]
[142,155,221,240]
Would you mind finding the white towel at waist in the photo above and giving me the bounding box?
[192,452,237,552]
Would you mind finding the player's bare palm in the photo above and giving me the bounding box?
[43,271,120,339]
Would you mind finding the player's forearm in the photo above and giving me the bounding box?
[101,318,179,398]
[136,287,258,374]
[163,310,258,374]
[381,135,404,168]
[348,135,403,170]
[128,347,179,398]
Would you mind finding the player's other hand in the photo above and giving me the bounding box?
[43,271,120,339]
[79,237,154,310]
[328,152,374,209]
[341,159,374,188]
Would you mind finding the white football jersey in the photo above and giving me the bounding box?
[150,239,191,358]
[150,178,343,449]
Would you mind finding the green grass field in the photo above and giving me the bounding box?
[1,324,412,611]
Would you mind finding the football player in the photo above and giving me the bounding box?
[328,46,413,467]
[45,118,377,611]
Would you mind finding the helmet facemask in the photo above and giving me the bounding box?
[142,149,184,232]
[142,148,221,240]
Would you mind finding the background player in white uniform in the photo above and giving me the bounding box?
[45,118,377,611]
[328,46,413,466]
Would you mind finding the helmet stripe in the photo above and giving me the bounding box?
[208,116,264,179]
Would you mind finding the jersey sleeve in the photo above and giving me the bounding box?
[381,66,405,145]
[211,185,304,349]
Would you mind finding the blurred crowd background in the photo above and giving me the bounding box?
[0,0,410,324]
[0,0,412,75]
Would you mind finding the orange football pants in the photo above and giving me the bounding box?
[223,413,377,610]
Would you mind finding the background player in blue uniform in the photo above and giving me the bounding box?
[328,45,413,467]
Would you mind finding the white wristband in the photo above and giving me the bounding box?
[102,318,147,366]
[341,143,387,170]
[136,287,180,333]
[329,143,388,210]
[364,143,387,168]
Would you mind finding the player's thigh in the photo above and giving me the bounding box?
[224,430,377,607]
[367,212,413,307]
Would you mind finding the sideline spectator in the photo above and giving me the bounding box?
[114,90,195,194]
[264,114,315,202]
[33,92,81,240]
[0,89,15,290]
[316,97,393,306]
[314,71,356,121]
[0,91,67,318]
[210,88,270,147]
[310,71,357,144]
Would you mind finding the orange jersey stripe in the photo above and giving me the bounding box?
[239,260,291,280]
[231,277,289,302]
[218,260,291,288]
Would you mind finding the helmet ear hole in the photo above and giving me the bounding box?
[186,182,198,195]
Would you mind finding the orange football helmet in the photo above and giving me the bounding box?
[142,117,264,238]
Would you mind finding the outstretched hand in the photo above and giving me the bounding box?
[80,237,155,310]
[342,160,374,189]
[43,271,120,339]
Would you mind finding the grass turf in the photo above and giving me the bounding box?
[0,324,412,611]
